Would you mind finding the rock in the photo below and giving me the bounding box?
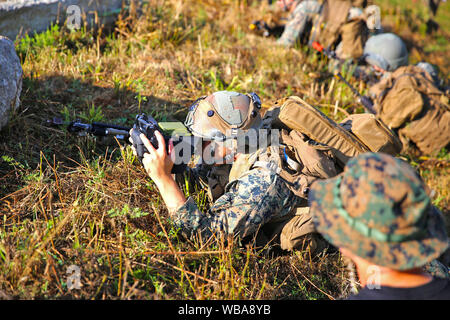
[0,35,22,131]
[0,0,129,41]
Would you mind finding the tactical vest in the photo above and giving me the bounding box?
[310,0,370,58]
[223,96,400,251]
[227,139,331,252]
[228,95,401,194]
[370,65,450,155]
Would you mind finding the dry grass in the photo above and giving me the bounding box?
[0,0,448,300]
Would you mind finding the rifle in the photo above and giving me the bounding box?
[311,41,376,114]
[249,20,285,38]
[47,117,131,140]
[48,114,193,173]
[311,41,342,62]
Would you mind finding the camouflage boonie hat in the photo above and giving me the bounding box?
[309,152,448,270]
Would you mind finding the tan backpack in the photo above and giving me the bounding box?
[236,95,401,202]
[312,0,353,49]
[338,18,369,59]
[265,96,400,166]
[370,65,450,155]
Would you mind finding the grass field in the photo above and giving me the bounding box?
[0,0,448,300]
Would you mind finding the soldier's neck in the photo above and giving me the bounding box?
[352,257,433,289]
[341,248,433,289]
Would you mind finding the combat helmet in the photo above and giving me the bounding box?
[184,91,263,142]
[363,33,409,72]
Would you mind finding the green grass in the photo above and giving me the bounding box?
[0,0,448,300]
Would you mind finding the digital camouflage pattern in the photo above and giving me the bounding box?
[309,152,449,270]
[276,0,322,46]
[424,259,450,279]
[173,156,303,240]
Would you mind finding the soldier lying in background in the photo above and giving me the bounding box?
[359,33,450,156]
[251,0,375,52]
[276,0,380,61]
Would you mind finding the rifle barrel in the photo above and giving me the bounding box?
[334,73,361,98]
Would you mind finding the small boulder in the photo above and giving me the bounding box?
[0,35,22,131]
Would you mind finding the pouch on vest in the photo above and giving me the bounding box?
[314,0,352,49]
[377,77,425,129]
[281,130,338,179]
[340,113,402,155]
[265,96,370,168]
[339,18,369,59]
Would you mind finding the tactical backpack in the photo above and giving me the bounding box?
[227,96,401,252]
[338,17,369,59]
[310,0,370,59]
[311,0,353,49]
[235,94,403,202]
[369,65,450,155]
[264,96,401,170]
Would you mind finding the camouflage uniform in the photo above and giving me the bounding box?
[309,153,449,277]
[276,0,322,46]
[173,147,316,251]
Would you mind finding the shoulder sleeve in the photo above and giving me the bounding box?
[172,168,299,240]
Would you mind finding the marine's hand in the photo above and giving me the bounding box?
[128,129,185,214]
[139,130,174,183]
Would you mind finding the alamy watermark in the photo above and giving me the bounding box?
[66,264,81,290]
[169,128,281,166]
[66,5,82,30]
[366,265,381,290]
